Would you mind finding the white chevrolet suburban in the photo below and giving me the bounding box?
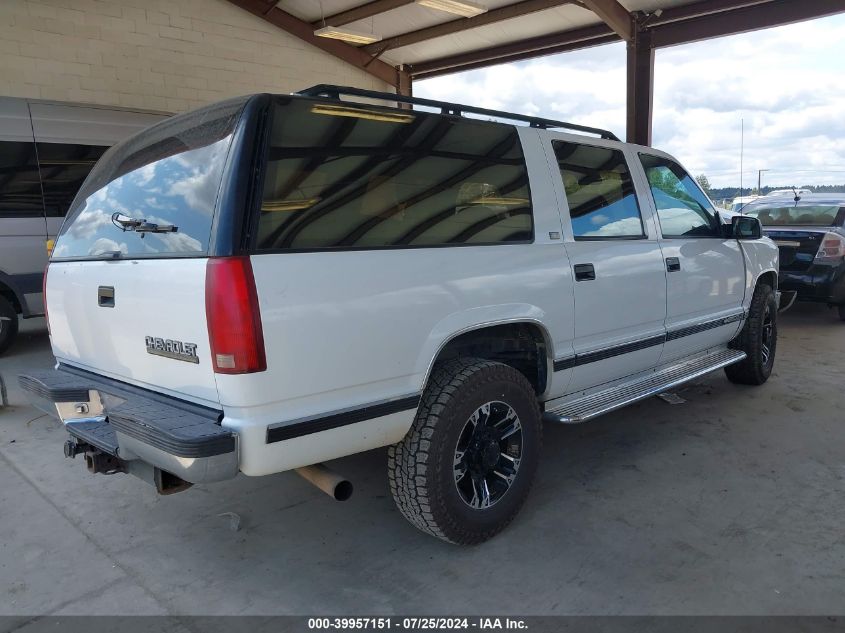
[20,86,779,544]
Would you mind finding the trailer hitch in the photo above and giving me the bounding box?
[63,439,126,475]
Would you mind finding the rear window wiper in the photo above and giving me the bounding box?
[111,212,178,236]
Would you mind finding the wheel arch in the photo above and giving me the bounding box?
[0,272,24,315]
[756,269,777,291]
[419,318,554,399]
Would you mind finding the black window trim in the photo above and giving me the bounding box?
[573,234,649,242]
[638,151,723,240]
[552,139,647,242]
[247,94,536,254]
[248,238,535,257]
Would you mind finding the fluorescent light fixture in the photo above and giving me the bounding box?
[469,197,530,206]
[415,0,487,17]
[314,26,382,44]
[262,198,320,212]
[310,104,415,124]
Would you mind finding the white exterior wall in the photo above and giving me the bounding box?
[0,0,391,113]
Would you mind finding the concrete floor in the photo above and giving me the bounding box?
[0,306,843,616]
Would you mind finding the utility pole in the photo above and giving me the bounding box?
[757,169,769,195]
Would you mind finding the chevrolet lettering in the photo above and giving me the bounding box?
[145,337,199,364]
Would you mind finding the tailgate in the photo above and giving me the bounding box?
[47,258,218,405]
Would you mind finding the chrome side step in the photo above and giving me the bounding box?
[543,348,747,424]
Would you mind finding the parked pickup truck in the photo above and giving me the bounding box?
[20,86,779,544]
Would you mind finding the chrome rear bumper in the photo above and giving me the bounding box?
[18,366,238,486]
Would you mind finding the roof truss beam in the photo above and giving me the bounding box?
[413,33,618,77]
[410,0,845,78]
[650,0,845,47]
[409,23,615,77]
[580,0,633,41]
[362,0,575,54]
[646,0,773,26]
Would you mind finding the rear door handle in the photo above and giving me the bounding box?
[666,257,681,272]
[574,263,596,282]
[98,286,115,307]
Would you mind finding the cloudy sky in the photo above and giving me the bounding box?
[416,13,845,189]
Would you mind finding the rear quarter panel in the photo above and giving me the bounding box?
[221,127,575,476]
[225,245,572,475]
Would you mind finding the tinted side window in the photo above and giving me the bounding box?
[0,141,44,218]
[639,154,718,238]
[255,98,533,251]
[37,143,109,217]
[553,142,644,239]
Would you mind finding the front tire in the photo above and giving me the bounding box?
[837,304,845,322]
[388,358,542,545]
[725,283,777,385]
[0,295,19,356]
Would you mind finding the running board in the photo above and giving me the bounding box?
[543,348,747,424]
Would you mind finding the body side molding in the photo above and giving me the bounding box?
[266,394,421,443]
[553,311,747,371]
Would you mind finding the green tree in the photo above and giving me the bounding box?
[695,174,712,194]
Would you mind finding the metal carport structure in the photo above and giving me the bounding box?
[227,0,845,145]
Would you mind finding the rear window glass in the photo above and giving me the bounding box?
[255,97,533,251]
[744,205,842,226]
[53,97,246,260]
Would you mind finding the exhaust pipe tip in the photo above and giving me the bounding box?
[333,479,354,502]
[295,463,353,501]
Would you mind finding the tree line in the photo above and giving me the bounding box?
[694,175,845,200]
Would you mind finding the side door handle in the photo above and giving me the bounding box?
[666,257,681,272]
[98,286,115,307]
[574,263,596,282]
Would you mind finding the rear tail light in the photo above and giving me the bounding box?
[814,233,845,263]
[43,264,50,334]
[205,256,266,374]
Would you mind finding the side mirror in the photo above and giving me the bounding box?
[731,215,762,240]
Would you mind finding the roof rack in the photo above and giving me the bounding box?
[297,84,620,141]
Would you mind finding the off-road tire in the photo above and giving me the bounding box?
[837,304,845,322]
[725,283,777,385]
[0,295,19,355]
[388,358,542,545]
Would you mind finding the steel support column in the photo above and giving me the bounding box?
[626,26,654,146]
[397,67,413,97]
[397,66,413,108]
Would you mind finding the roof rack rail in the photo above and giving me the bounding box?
[297,84,620,141]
